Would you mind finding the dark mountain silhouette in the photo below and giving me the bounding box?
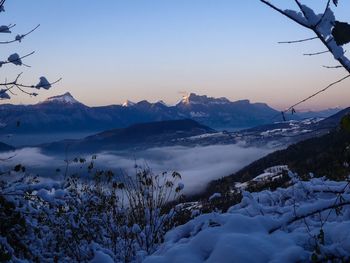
[0,141,15,152]
[314,107,350,130]
[175,93,278,129]
[205,115,350,197]
[0,92,339,134]
[41,119,215,153]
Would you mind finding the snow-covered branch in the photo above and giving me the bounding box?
[0,73,62,99]
[260,0,350,74]
[0,24,40,44]
[0,1,59,100]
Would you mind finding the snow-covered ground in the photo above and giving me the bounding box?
[259,118,323,138]
[144,172,350,263]
[235,165,288,190]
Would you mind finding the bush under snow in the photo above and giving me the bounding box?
[145,173,350,263]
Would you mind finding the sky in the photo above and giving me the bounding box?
[1,0,350,110]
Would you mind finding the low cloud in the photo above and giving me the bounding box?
[0,148,56,168]
[89,144,272,193]
[0,144,272,194]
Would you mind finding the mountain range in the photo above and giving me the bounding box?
[40,119,215,153]
[0,92,341,134]
[200,110,350,200]
[35,106,350,155]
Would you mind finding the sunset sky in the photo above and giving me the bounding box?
[1,0,350,110]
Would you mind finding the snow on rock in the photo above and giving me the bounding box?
[251,165,288,182]
[186,132,223,140]
[122,100,136,107]
[260,119,322,138]
[263,165,288,174]
[145,175,350,263]
[235,165,288,190]
[43,92,79,104]
[178,93,230,106]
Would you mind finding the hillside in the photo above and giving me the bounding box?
[204,119,350,197]
[41,119,215,153]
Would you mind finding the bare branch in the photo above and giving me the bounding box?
[0,51,35,67]
[303,50,329,56]
[322,65,342,69]
[278,36,318,44]
[0,0,5,9]
[0,73,62,98]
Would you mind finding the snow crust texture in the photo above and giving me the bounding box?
[145,175,350,263]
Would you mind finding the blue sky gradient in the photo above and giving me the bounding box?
[1,0,350,110]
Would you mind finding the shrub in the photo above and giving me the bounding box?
[0,160,184,262]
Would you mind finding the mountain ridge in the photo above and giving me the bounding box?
[40,119,215,153]
[0,92,343,134]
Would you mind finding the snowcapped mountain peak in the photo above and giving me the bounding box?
[179,93,207,105]
[181,93,192,105]
[43,92,80,104]
[178,93,231,106]
[122,100,136,107]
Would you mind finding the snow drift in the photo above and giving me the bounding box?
[145,173,350,262]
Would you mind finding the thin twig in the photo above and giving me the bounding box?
[278,37,318,44]
[322,65,343,69]
[303,50,329,56]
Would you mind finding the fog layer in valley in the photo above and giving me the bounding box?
[0,144,273,193]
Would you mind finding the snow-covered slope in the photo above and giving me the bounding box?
[122,100,135,107]
[145,172,350,263]
[42,92,81,105]
[178,93,231,106]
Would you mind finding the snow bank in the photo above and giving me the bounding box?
[145,176,350,262]
[90,251,114,263]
